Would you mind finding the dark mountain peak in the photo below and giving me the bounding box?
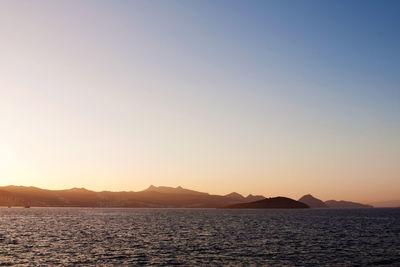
[245,194,265,202]
[143,185,157,191]
[145,185,161,192]
[222,196,309,209]
[225,192,245,200]
[298,194,327,208]
[143,185,208,195]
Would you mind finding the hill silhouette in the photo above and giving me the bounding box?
[224,192,265,202]
[0,186,378,209]
[298,194,327,208]
[298,194,373,208]
[0,185,265,208]
[144,185,208,195]
[224,192,245,200]
[222,197,309,209]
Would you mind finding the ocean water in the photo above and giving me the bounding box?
[0,208,399,266]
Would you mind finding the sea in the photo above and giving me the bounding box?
[0,208,399,266]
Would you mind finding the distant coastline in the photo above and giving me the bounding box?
[0,185,390,209]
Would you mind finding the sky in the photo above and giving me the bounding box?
[1,0,399,203]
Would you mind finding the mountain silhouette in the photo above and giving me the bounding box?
[245,194,265,202]
[0,186,377,209]
[143,185,208,195]
[224,192,245,200]
[298,194,373,208]
[224,192,265,202]
[0,185,264,208]
[298,194,327,208]
[222,197,309,209]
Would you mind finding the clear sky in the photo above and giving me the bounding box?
[1,0,399,203]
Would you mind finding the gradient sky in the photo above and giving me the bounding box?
[1,0,399,203]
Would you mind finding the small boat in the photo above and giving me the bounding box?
[24,205,30,208]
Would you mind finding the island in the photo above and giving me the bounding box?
[221,197,309,209]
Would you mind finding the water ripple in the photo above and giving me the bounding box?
[0,208,399,266]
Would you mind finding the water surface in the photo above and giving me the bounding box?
[0,208,399,266]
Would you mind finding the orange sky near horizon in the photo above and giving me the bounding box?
[1,1,399,204]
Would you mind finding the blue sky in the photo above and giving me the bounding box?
[1,0,399,202]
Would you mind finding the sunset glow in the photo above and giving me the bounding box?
[1,0,399,203]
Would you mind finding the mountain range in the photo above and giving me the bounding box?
[298,194,373,208]
[0,185,265,208]
[0,185,392,208]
